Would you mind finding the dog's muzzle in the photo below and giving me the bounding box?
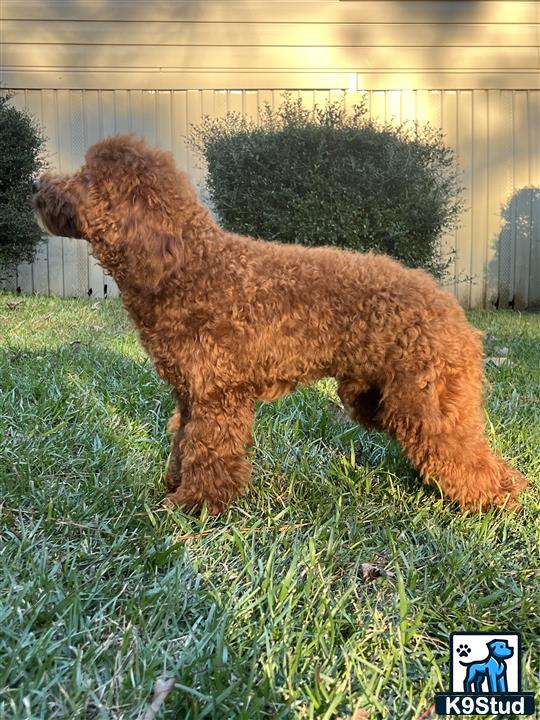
[31,175,84,239]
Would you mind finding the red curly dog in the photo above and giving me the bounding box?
[33,135,526,514]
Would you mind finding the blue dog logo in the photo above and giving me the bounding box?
[435,632,536,715]
[460,639,514,693]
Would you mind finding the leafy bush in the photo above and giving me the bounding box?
[191,94,463,279]
[0,89,46,275]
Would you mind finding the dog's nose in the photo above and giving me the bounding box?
[32,179,40,193]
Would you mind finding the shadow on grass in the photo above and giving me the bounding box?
[0,343,174,515]
[0,340,431,524]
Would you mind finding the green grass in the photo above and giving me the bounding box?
[0,293,538,720]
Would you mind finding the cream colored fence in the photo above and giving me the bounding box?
[3,87,539,307]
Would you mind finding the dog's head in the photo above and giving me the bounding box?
[33,135,197,292]
[487,639,513,660]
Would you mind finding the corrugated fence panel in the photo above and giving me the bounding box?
[3,88,539,307]
[85,89,105,299]
[456,90,474,307]
[25,90,49,294]
[441,90,458,294]
[530,93,540,308]
[471,90,489,310]
[513,91,531,309]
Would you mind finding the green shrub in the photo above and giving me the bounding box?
[0,89,46,275]
[191,94,463,279]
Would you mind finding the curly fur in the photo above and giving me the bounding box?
[33,134,527,514]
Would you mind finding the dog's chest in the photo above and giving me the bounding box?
[124,303,190,388]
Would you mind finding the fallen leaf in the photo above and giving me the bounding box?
[416,704,435,719]
[84,702,100,719]
[6,300,23,310]
[143,677,176,720]
[361,562,395,582]
[327,400,350,423]
[70,340,82,347]
[336,710,369,720]
[484,356,508,367]
[90,302,101,311]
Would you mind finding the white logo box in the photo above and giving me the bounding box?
[451,632,520,693]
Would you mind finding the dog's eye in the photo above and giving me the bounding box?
[78,175,94,194]
[77,170,92,185]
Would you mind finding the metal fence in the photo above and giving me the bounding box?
[3,87,539,307]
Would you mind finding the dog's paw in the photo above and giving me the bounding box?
[165,488,225,516]
[164,465,182,493]
[457,644,471,658]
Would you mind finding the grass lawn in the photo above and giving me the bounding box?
[0,293,538,720]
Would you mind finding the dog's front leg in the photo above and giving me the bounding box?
[166,391,255,515]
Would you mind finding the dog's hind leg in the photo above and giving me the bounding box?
[463,673,474,694]
[164,397,190,493]
[377,366,526,510]
[474,678,485,693]
[166,391,255,515]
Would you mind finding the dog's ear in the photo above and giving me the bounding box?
[119,203,183,292]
